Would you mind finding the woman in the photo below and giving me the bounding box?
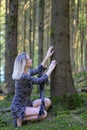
[11,46,57,127]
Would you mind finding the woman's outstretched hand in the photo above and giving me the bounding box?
[46,60,57,78]
[41,46,54,67]
[46,46,54,59]
[49,60,57,71]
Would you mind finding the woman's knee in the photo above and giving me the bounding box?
[25,107,40,116]
[32,99,41,107]
[40,110,47,120]
[45,98,52,108]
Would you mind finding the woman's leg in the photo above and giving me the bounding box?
[16,97,51,127]
[17,118,22,127]
[17,107,47,127]
[32,97,52,110]
[24,107,47,121]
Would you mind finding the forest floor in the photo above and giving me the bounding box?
[0,72,87,130]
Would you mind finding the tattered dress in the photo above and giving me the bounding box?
[11,65,48,126]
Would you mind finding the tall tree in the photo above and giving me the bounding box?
[23,0,27,52]
[50,0,77,102]
[32,0,36,67]
[0,1,1,84]
[29,0,32,60]
[17,0,25,53]
[84,5,87,69]
[70,0,75,70]
[44,0,51,57]
[0,0,6,85]
[38,0,44,64]
[5,0,18,94]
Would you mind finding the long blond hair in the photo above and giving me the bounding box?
[12,52,27,80]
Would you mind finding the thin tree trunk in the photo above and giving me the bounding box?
[70,0,75,70]
[29,0,32,61]
[84,5,87,69]
[38,0,44,65]
[32,0,36,67]
[0,1,1,84]
[23,0,27,52]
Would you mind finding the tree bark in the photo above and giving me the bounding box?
[38,0,44,64]
[50,0,76,100]
[5,0,18,94]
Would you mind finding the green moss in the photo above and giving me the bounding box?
[51,94,84,110]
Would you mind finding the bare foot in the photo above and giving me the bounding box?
[17,118,22,127]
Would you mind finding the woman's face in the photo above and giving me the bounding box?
[25,54,32,68]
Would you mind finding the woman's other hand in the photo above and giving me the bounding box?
[49,60,57,72]
[46,60,57,77]
[46,46,54,59]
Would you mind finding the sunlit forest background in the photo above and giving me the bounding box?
[0,0,87,91]
[0,0,52,91]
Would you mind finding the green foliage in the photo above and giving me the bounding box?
[0,96,12,112]
[73,72,87,80]
[0,118,8,127]
[73,72,87,91]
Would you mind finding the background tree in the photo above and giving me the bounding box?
[5,0,18,94]
[38,0,45,65]
[0,0,6,88]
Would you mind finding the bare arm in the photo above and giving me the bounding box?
[46,60,57,78]
[41,46,54,67]
[23,60,57,84]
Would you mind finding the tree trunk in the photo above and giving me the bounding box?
[29,0,34,66]
[38,0,44,64]
[70,0,75,70]
[0,1,1,84]
[23,0,27,52]
[50,0,77,100]
[32,0,36,67]
[84,5,87,69]
[5,0,18,95]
